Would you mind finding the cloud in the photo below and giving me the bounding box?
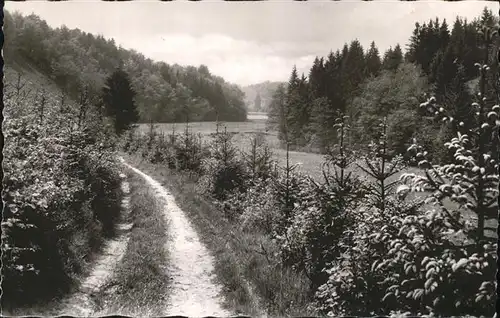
[120,33,316,86]
[7,1,498,86]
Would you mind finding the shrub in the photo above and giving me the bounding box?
[316,200,495,316]
[2,111,122,305]
[199,128,247,202]
[238,177,280,233]
[173,128,206,174]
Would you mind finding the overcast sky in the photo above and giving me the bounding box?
[6,1,499,86]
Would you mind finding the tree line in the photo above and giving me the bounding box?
[4,10,247,124]
[268,7,499,164]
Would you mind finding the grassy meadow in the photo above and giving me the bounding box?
[137,113,415,182]
[137,113,328,181]
[136,113,497,239]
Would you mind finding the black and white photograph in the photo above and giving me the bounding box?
[2,1,499,317]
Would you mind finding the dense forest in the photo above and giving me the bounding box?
[269,8,500,163]
[3,10,247,123]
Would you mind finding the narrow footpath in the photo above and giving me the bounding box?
[121,159,232,317]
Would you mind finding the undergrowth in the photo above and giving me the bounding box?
[2,69,123,310]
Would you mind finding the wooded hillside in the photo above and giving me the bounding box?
[4,10,247,123]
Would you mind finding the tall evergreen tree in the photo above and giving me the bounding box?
[254,93,262,111]
[405,22,421,63]
[309,97,337,152]
[102,68,139,135]
[342,40,366,101]
[431,44,458,96]
[365,41,382,77]
[288,65,300,92]
[286,69,310,145]
[382,44,403,71]
[309,56,326,99]
[480,6,495,27]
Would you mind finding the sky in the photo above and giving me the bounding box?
[5,1,500,87]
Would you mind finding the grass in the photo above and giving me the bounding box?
[137,119,327,181]
[123,153,317,317]
[137,118,497,238]
[94,170,170,317]
[136,118,419,182]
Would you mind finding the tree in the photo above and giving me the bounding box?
[341,40,366,103]
[365,41,382,77]
[382,44,403,71]
[102,68,139,135]
[351,63,428,155]
[267,84,288,142]
[254,92,262,111]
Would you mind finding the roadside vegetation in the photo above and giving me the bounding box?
[3,11,140,312]
[2,67,123,311]
[122,132,316,317]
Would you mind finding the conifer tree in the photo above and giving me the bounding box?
[308,56,326,99]
[101,68,139,135]
[382,44,403,71]
[267,84,288,141]
[254,92,262,111]
[405,22,421,63]
[341,40,366,101]
[365,41,382,77]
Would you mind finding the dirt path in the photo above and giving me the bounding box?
[56,173,133,317]
[121,160,232,317]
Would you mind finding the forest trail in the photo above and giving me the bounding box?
[57,173,133,316]
[121,158,232,317]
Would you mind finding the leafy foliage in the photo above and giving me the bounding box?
[5,10,247,124]
[2,71,122,305]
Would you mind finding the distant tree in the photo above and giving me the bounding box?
[341,40,366,103]
[267,84,288,141]
[5,10,246,124]
[102,68,139,135]
[308,56,326,99]
[309,97,337,151]
[255,93,262,111]
[480,6,495,27]
[406,18,450,75]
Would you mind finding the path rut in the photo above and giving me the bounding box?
[122,159,232,317]
[57,173,133,316]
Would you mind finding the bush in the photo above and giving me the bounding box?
[237,177,279,233]
[2,114,122,305]
[173,129,207,174]
[316,200,495,316]
[198,129,248,202]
